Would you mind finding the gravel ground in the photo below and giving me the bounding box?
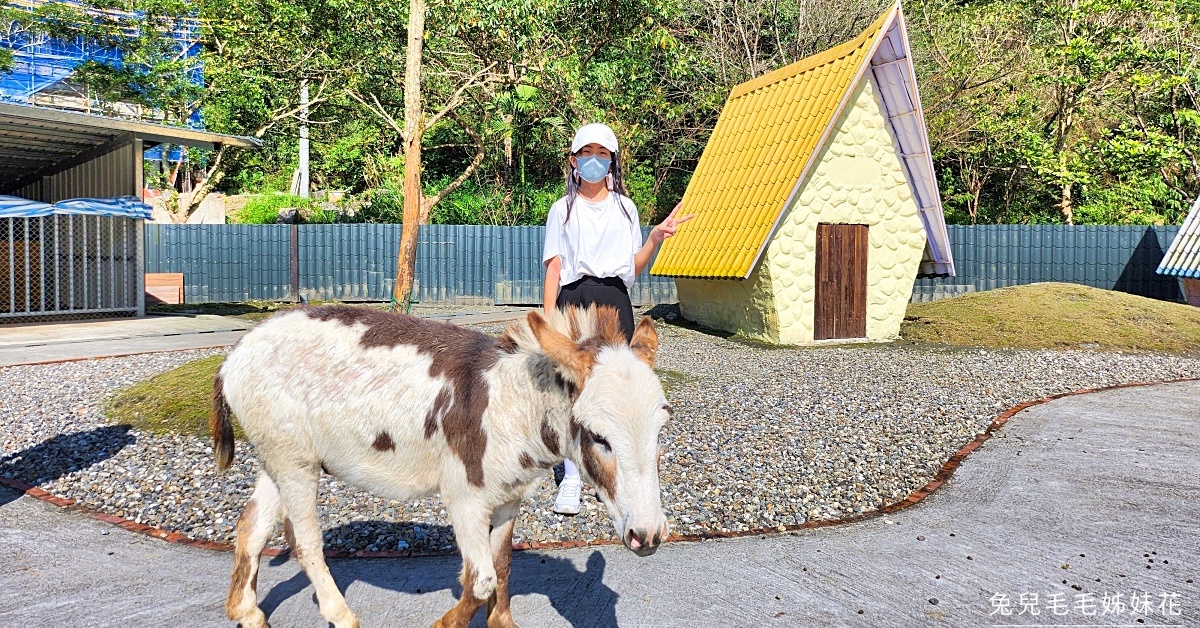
[3,316,1200,555]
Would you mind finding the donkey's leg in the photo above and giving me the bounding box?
[486,502,520,628]
[226,473,282,628]
[433,500,496,628]
[274,466,360,628]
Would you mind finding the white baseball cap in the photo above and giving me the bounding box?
[570,123,619,154]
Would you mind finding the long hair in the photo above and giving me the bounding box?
[564,151,633,224]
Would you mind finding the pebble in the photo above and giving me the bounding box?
[3,319,1200,554]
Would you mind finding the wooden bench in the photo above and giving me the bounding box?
[145,273,184,305]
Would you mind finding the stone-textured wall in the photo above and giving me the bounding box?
[678,77,926,344]
[676,263,778,340]
[766,76,926,344]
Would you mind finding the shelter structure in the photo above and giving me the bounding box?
[1157,195,1200,307]
[651,3,955,344]
[0,103,258,322]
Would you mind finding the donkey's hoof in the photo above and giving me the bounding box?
[487,610,518,628]
[233,610,270,628]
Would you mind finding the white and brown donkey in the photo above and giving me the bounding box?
[211,304,671,628]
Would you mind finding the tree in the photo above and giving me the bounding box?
[397,0,426,308]
[909,0,1040,224]
[912,0,1200,225]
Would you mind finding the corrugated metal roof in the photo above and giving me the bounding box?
[651,3,955,278]
[1158,196,1200,278]
[0,102,260,193]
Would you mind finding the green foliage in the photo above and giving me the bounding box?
[234,194,313,224]
[428,180,504,225]
[623,160,659,223]
[913,0,1200,225]
[5,1,205,121]
[10,0,1200,226]
[354,188,405,223]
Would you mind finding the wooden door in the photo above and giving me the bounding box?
[814,223,868,340]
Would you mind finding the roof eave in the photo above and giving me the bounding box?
[0,102,262,149]
[1157,195,1200,276]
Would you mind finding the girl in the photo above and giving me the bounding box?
[542,122,692,515]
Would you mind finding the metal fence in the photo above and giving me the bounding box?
[911,225,1182,302]
[144,224,677,305]
[143,223,1186,306]
[3,215,142,321]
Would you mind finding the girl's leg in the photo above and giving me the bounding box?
[551,277,633,515]
[580,278,634,342]
[553,460,583,516]
[553,281,586,516]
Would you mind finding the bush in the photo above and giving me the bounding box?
[514,183,561,226]
[623,160,658,223]
[354,187,405,223]
[427,180,565,226]
[234,193,314,224]
[1076,177,1185,226]
[430,180,505,224]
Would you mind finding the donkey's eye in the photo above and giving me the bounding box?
[662,403,674,416]
[590,432,612,452]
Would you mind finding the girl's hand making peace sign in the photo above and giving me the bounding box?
[649,202,696,245]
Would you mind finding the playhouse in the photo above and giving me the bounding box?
[651,4,955,344]
[1157,195,1200,306]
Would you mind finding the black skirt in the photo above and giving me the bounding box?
[555,275,634,343]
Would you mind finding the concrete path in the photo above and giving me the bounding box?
[2,381,1197,627]
[0,315,251,366]
[0,308,532,367]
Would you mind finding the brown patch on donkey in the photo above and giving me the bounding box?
[372,431,396,452]
[307,306,497,488]
[226,499,259,617]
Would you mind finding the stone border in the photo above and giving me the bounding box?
[2,377,1196,559]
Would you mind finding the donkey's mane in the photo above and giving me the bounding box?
[501,305,628,355]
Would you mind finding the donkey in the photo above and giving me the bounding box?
[211,304,672,628]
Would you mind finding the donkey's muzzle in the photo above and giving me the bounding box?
[625,527,662,557]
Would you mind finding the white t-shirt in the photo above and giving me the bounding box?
[543,193,643,288]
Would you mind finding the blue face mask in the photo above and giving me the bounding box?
[575,155,611,184]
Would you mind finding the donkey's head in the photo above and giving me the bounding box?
[526,307,670,557]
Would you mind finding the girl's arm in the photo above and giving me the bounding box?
[543,256,562,314]
[634,203,695,275]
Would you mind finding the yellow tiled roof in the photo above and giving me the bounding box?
[651,8,895,278]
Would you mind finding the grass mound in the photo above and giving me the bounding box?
[901,282,1200,353]
[105,354,237,438]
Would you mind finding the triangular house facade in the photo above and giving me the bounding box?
[1157,195,1200,307]
[651,4,955,344]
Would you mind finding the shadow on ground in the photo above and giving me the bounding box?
[0,425,135,507]
[260,525,617,628]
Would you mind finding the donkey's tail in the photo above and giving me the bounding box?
[211,373,235,471]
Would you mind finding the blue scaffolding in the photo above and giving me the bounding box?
[0,0,204,129]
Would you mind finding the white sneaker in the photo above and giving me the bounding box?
[552,475,582,516]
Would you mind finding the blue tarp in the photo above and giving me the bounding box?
[0,195,152,219]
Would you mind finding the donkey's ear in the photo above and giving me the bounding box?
[629,316,659,367]
[528,310,596,384]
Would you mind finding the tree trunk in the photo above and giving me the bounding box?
[1058,146,1073,225]
[1059,181,1074,225]
[179,145,228,220]
[394,0,426,309]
